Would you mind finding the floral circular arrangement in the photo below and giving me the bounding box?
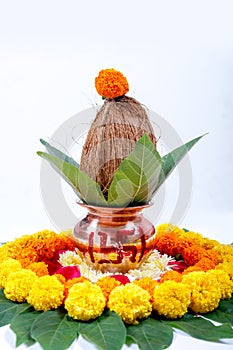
[0,224,233,350]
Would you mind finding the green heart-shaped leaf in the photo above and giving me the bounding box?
[77,310,126,350]
[205,297,233,326]
[164,313,233,341]
[37,151,107,206]
[126,317,173,350]
[0,289,31,327]
[30,309,79,350]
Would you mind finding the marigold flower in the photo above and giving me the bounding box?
[152,281,191,319]
[65,281,106,321]
[182,271,221,313]
[4,269,38,302]
[95,68,129,99]
[96,276,121,302]
[194,257,217,271]
[26,262,49,276]
[27,275,65,311]
[133,277,159,302]
[64,276,90,299]
[0,258,22,288]
[182,245,218,266]
[160,270,183,283]
[207,269,233,299]
[108,284,152,324]
[216,262,233,280]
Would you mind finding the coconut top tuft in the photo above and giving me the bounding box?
[95,68,129,99]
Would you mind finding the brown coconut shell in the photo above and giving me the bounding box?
[80,96,157,196]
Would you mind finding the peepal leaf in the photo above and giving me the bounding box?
[37,151,107,206]
[0,289,31,327]
[164,314,233,341]
[156,134,206,192]
[127,318,173,350]
[40,139,80,168]
[205,297,233,326]
[31,309,79,350]
[108,134,162,206]
[78,310,126,350]
[10,309,41,346]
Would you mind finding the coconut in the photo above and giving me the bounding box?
[80,95,156,196]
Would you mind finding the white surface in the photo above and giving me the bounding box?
[0,1,233,349]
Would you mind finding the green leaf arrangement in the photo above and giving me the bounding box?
[37,134,205,207]
[1,289,233,350]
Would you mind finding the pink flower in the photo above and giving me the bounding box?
[55,266,81,280]
[110,274,130,284]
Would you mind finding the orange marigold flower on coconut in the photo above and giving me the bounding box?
[95,68,129,99]
[182,271,221,313]
[0,258,22,288]
[108,284,152,324]
[4,269,38,302]
[160,270,183,283]
[96,276,121,302]
[133,277,159,302]
[26,262,49,276]
[153,281,191,319]
[182,245,218,266]
[64,276,90,299]
[65,281,106,321]
[207,269,233,299]
[27,275,65,311]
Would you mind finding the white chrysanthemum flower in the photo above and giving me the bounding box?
[58,250,82,266]
[79,263,111,282]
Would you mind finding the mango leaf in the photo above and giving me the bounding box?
[205,297,233,326]
[126,318,173,350]
[30,309,79,350]
[164,313,233,341]
[37,151,107,206]
[155,134,206,193]
[108,134,162,207]
[0,289,31,327]
[10,309,41,346]
[77,310,126,350]
[40,139,80,168]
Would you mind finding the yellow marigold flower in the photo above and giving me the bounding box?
[95,68,129,99]
[213,244,233,264]
[96,276,121,302]
[4,269,38,302]
[152,281,191,319]
[202,238,221,250]
[133,277,159,302]
[182,271,221,313]
[160,271,183,283]
[108,284,152,324]
[26,262,49,277]
[0,258,22,288]
[65,281,105,321]
[64,276,90,299]
[216,262,233,280]
[27,275,64,311]
[207,269,233,299]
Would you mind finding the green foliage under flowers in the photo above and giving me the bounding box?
[0,290,233,350]
[37,134,205,207]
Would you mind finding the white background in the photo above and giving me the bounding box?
[0,1,233,349]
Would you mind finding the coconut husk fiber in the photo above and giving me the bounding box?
[80,96,157,196]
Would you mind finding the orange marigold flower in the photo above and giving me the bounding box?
[133,277,159,302]
[26,262,49,277]
[182,245,218,266]
[95,68,129,99]
[182,266,203,275]
[160,270,182,283]
[154,232,180,257]
[64,276,90,299]
[96,276,121,302]
[194,257,217,271]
